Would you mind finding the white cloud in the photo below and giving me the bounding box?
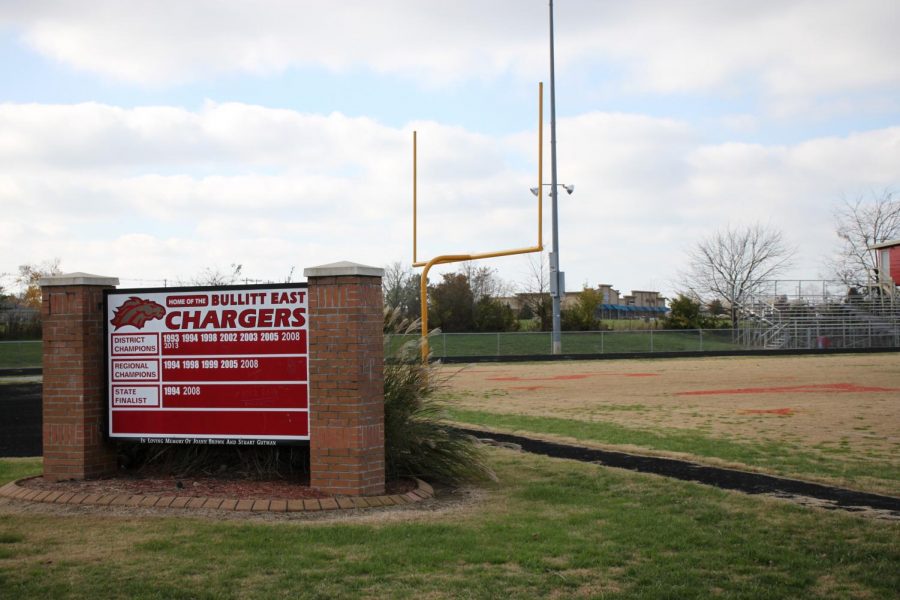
[4,1,898,114]
[566,1,900,108]
[2,101,898,297]
[0,101,403,172]
[5,1,541,85]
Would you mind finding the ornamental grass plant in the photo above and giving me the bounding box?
[383,306,495,484]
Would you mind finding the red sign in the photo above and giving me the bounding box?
[106,285,309,443]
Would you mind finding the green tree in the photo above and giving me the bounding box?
[664,294,705,329]
[426,265,512,332]
[562,285,602,331]
[517,302,534,320]
[707,298,726,316]
[474,297,518,332]
[428,273,475,332]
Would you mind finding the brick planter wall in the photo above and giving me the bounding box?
[39,273,119,481]
[304,262,385,496]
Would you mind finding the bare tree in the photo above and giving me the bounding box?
[460,262,509,301]
[828,189,900,287]
[683,224,794,328]
[518,252,552,330]
[16,258,62,309]
[382,262,421,319]
[184,263,243,286]
[383,261,409,307]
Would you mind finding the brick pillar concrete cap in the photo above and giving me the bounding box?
[303,261,383,278]
[39,272,120,287]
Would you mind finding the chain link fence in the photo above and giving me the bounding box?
[386,325,900,359]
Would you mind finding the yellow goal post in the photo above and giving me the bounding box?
[412,82,545,361]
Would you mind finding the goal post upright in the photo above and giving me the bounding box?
[412,82,545,361]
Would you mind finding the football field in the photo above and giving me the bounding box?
[440,353,900,495]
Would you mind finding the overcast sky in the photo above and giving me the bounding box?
[2,1,898,297]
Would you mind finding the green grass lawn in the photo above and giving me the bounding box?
[0,341,42,369]
[0,458,42,486]
[1,452,898,599]
[387,329,741,358]
[446,409,900,496]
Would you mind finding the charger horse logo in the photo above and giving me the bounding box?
[110,297,166,331]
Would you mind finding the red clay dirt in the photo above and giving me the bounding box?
[487,373,658,382]
[677,383,900,396]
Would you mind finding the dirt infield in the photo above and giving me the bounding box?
[440,354,900,491]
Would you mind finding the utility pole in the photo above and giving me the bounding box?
[548,0,563,354]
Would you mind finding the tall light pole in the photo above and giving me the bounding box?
[548,0,563,354]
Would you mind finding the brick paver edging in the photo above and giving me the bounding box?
[0,477,433,513]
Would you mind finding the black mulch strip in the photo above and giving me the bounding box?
[454,427,900,516]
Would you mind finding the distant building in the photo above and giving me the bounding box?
[599,288,668,320]
[501,284,668,321]
[597,284,619,304]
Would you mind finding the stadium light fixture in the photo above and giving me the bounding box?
[531,183,574,196]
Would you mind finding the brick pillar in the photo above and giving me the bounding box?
[40,273,119,481]
[304,262,385,496]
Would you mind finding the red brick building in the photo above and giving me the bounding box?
[870,238,900,295]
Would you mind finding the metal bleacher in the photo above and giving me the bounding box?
[736,280,900,350]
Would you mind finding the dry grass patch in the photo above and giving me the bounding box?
[440,355,899,455]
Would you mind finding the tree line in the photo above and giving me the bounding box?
[382,260,620,333]
[382,262,518,333]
